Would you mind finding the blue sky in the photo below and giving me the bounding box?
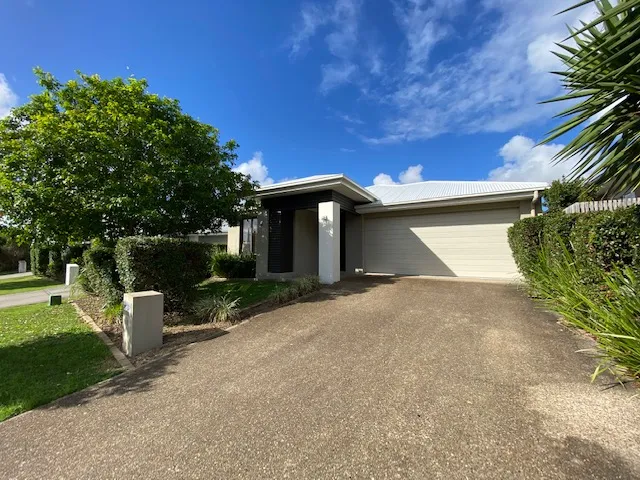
[0,0,597,187]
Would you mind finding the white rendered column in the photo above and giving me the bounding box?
[318,201,340,284]
[65,263,80,285]
[122,291,164,356]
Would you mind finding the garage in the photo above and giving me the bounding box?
[363,207,521,279]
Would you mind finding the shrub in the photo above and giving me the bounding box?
[46,249,64,280]
[211,252,256,278]
[30,244,51,276]
[115,236,212,311]
[507,216,545,278]
[543,178,592,213]
[193,295,240,323]
[82,246,123,306]
[528,240,640,380]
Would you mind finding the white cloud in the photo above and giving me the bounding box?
[372,164,425,185]
[320,62,357,94]
[488,135,578,182]
[291,0,600,144]
[340,147,355,152]
[373,173,397,185]
[233,151,274,186]
[0,74,18,118]
[399,164,424,183]
[288,3,327,58]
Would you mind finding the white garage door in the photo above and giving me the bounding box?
[363,208,520,279]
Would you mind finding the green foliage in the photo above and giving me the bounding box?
[507,216,546,278]
[81,246,123,306]
[61,245,87,268]
[527,241,640,380]
[193,295,241,324]
[115,236,212,311]
[46,249,63,281]
[0,69,256,245]
[269,276,321,305]
[211,252,256,278]
[543,178,592,213]
[103,303,124,325]
[30,245,50,277]
[542,0,640,194]
[571,206,640,289]
[0,230,29,273]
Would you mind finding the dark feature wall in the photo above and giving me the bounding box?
[268,209,294,273]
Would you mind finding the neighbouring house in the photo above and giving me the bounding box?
[186,224,229,249]
[227,174,547,284]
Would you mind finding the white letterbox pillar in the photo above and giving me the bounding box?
[18,260,27,273]
[318,201,340,284]
[122,291,164,357]
[65,263,80,285]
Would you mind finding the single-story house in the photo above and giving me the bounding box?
[227,175,548,284]
[186,224,229,249]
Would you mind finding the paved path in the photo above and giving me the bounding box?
[0,271,34,279]
[1,277,638,479]
[0,285,70,308]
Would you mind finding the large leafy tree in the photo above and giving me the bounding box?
[0,69,255,244]
[543,0,640,194]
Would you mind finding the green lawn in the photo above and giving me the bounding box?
[198,279,290,308]
[0,303,122,421]
[0,275,62,296]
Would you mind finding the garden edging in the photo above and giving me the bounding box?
[71,302,134,371]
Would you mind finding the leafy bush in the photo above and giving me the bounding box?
[81,246,123,306]
[193,295,240,323]
[211,252,256,278]
[507,216,545,278]
[46,249,64,280]
[30,245,51,276]
[543,178,592,213]
[115,236,212,311]
[528,241,640,380]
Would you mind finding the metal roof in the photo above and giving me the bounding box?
[365,181,548,205]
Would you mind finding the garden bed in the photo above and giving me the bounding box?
[74,279,294,366]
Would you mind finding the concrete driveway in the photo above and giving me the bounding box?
[1,277,638,479]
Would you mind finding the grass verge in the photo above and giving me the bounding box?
[0,302,122,421]
[0,275,62,296]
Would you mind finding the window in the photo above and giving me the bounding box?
[241,218,257,254]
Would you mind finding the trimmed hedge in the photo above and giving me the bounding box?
[509,205,640,290]
[507,216,545,278]
[30,245,51,276]
[81,246,123,306]
[211,252,256,278]
[115,236,212,310]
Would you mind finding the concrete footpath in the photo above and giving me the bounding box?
[0,286,70,309]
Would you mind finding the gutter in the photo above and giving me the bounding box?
[355,190,540,214]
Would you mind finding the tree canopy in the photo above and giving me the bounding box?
[543,178,593,213]
[0,69,255,245]
[542,0,640,194]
